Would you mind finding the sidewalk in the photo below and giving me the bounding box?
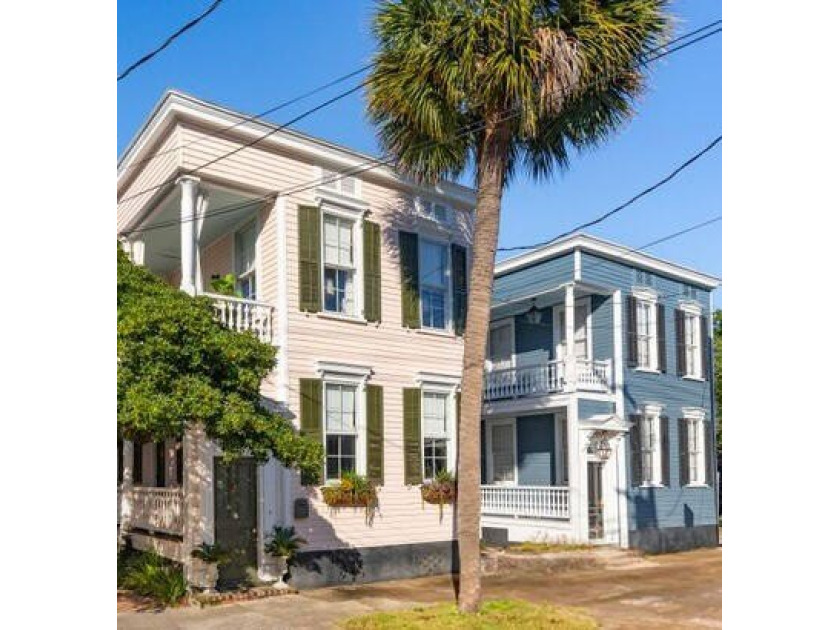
[117,547,721,629]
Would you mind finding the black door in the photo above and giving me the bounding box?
[214,457,258,587]
[587,462,604,540]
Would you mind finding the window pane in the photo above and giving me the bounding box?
[341,435,356,456]
[326,457,339,480]
[422,288,445,329]
[420,241,446,287]
[423,392,447,437]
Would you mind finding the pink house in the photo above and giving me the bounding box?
[117,91,476,588]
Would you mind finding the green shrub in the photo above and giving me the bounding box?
[119,550,188,607]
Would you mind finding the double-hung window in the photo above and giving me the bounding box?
[685,413,706,485]
[322,214,357,316]
[640,409,662,485]
[420,239,449,329]
[324,383,358,481]
[636,297,658,370]
[234,221,258,300]
[684,311,703,379]
[422,392,450,479]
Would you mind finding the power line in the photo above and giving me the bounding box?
[120,23,722,236]
[118,21,721,212]
[118,0,225,82]
[120,64,374,174]
[497,136,722,252]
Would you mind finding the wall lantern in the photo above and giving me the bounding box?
[525,299,542,325]
[589,431,613,460]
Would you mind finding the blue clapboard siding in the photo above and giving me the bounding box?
[590,295,613,361]
[579,250,717,531]
[578,398,615,419]
[493,254,574,306]
[514,308,554,361]
[516,415,555,486]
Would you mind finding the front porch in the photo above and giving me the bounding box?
[480,407,631,547]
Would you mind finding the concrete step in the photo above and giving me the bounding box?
[481,546,655,575]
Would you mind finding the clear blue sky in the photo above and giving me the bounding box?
[118,0,722,305]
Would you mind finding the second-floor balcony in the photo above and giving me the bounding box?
[484,357,613,401]
[207,293,274,343]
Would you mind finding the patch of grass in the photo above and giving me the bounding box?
[506,542,594,554]
[342,599,597,629]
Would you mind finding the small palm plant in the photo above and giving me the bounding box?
[264,526,307,588]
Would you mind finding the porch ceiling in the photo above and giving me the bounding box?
[142,185,267,275]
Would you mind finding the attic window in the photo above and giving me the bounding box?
[418,198,449,223]
[320,167,359,198]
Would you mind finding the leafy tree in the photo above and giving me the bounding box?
[367,0,670,612]
[713,309,721,456]
[117,245,323,479]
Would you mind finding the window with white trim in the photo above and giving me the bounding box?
[640,407,662,485]
[418,198,449,223]
[685,412,706,485]
[422,391,450,479]
[320,167,359,197]
[234,221,258,300]
[684,311,703,379]
[636,296,658,370]
[490,422,516,484]
[324,383,358,481]
[420,238,450,329]
[322,214,357,316]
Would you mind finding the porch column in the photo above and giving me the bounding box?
[129,239,145,266]
[177,176,200,296]
[120,440,134,539]
[182,423,214,584]
[564,284,577,389]
[612,289,624,411]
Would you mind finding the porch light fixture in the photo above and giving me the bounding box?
[525,299,542,325]
[595,437,612,461]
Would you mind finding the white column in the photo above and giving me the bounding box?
[130,239,145,266]
[615,433,630,548]
[120,440,134,539]
[612,289,624,415]
[564,284,577,389]
[177,176,200,296]
[567,403,586,542]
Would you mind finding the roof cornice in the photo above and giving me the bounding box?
[117,90,477,206]
[495,233,720,290]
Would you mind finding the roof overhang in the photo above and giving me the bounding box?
[495,233,720,290]
[117,90,477,207]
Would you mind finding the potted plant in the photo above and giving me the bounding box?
[189,542,229,593]
[209,273,239,297]
[421,470,457,518]
[264,526,306,589]
[321,471,378,524]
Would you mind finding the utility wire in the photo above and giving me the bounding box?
[120,24,721,237]
[497,136,722,252]
[118,0,225,82]
[118,21,721,211]
[120,64,374,174]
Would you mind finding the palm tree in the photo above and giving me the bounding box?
[367,0,670,612]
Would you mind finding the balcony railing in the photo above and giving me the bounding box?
[481,485,570,520]
[483,358,612,401]
[125,487,184,536]
[206,293,274,343]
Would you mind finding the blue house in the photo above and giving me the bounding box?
[480,233,719,552]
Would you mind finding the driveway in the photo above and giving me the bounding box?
[117,547,721,629]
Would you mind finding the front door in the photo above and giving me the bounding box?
[587,461,604,540]
[214,457,258,587]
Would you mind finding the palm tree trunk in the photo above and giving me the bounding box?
[457,113,511,614]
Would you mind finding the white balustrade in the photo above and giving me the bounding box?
[576,358,612,391]
[205,293,274,343]
[483,358,612,400]
[125,487,184,536]
[480,485,570,520]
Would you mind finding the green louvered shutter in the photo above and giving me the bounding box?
[629,415,642,486]
[399,231,420,328]
[363,220,382,322]
[700,314,710,380]
[660,416,670,487]
[403,388,422,484]
[657,303,667,373]
[705,420,715,487]
[626,296,638,368]
[298,206,321,312]
[451,244,468,335]
[366,385,384,484]
[299,378,323,485]
[559,412,569,486]
[675,309,687,376]
[678,418,690,487]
